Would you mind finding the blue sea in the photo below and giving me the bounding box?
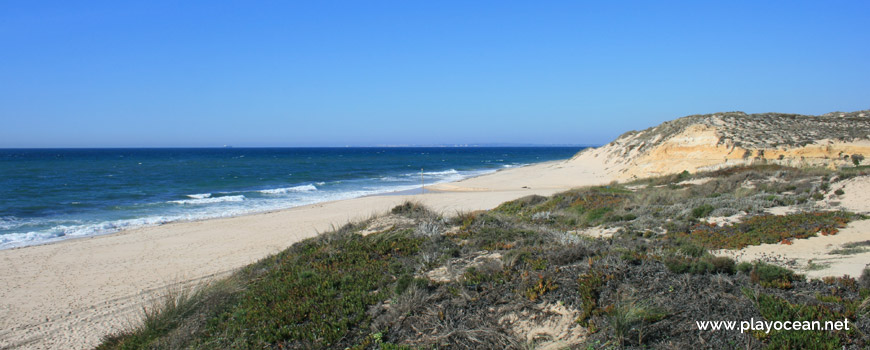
[0,147,581,249]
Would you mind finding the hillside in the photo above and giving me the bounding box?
[573,110,870,180]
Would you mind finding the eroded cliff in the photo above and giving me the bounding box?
[572,110,870,180]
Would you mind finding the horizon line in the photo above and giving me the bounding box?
[0,144,597,150]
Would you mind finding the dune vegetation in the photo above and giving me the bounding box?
[99,164,870,349]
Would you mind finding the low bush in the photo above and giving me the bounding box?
[748,262,802,289]
[670,212,857,249]
[744,289,850,348]
[691,204,715,218]
[577,270,605,327]
[664,256,735,275]
[198,229,423,348]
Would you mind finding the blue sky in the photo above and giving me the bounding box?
[1,1,868,147]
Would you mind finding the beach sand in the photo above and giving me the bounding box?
[0,156,612,349]
[718,175,870,279]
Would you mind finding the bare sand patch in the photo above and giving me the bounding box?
[718,219,870,279]
[500,302,587,349]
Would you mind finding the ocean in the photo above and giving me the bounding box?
[0,147,581,249]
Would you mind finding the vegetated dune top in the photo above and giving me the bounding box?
[570,109,870,180]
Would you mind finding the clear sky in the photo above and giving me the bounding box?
[1,1,868,147]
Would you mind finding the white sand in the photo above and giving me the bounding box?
[719,175,870,279]
[720,220,870,279]
[0,156,612,349]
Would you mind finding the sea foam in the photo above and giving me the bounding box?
[259,184,317,194]
[169,195,245,205]
[422,169,459,176]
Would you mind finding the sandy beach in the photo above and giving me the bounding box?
[0,157,612,349]
[5,143,870,349]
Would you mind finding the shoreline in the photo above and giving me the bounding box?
[0,157,611,349]
[0,162,537,252]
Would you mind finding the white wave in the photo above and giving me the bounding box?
[315,182,326,186]
[259,184,317,194]
[0,216,176,249]
[422,169,459,176]
[169,195,245,205]
[0,217,20,230]
[501,163,527,168]
[0,165,523,250]
[379,176,403,182]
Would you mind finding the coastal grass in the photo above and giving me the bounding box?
[97,278,242,350]
[199,230,423,348]
[829,241,870,255]
[98,165,870,349]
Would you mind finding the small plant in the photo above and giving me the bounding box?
[691,204,715,218]
[834,188,845,196]
[676,239,706,257]
[859,267,870,290]
[749,262,802,289]
[829,240,870,255]
[607,294,666,348]
[806,260,831,271]
[852,154,865,166]
[523,274,557,301]
[577,271,605,326]
[664,256,734,275]
[677,170,690,181]
[709,256,736,274]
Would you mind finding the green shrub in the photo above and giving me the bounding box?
[670,212,856,249]
[689,260,715,274]
[709,256,736,274]
[461,267,490,286]
[676,239,706,257]
[577,271,605,326]
[749,262,802,289]
[585,207,612,222]
[852,154,864,166]
[198,229,423,348]
[493,195,547,216]
[691,204,715,218]
[743,289,848,348]
[860,268,870,290]
[607,295,666,348]
[677,170,691,181]
[664,257,690,274]
[665,256,735,275]
[391,201,429,217]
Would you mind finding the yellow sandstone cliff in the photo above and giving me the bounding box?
[571,110,870,180]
